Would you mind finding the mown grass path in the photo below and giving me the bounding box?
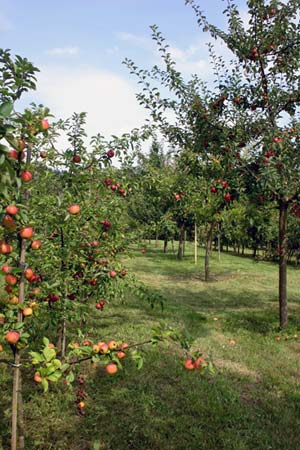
[1,242,300,450]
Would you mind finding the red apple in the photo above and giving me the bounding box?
[73,155,81,163]
[5,274,17,286]
[1,265,11,273]
[5,331,20,345]
[6,205,19,215]
[8,149,18,160]
[211,186,217,193]
[20,171,33,182]
[99,343,109,354]
[184,359,195,370]
[40,151,47,159]
[109,270,117,278]
[2,215,16,231]
[19,227,34,239]
[106,149,115,158]
[31,240,42,250]
[224,193,231,202]
[105,363,118,375]
[0,242,13,254]
[25,268,34,281]
[40,119,50,130]
[68,204,80,215]
[34,372,42,383]
[117,351,126,359]
[194,357,207,370]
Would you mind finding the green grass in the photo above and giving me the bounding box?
[1,242,300,449]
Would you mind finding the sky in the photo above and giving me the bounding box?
[0,0,248,144]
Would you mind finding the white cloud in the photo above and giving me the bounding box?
[0,12,13,32]
[169,41,212,79]
[28,65,148,142]
[115,32,152,50]
[47,47,80,57]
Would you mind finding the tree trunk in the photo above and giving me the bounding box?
[11,238,26,450]
[205,223,214,281]
[183,230,187,257]
[171,239,175,254]
[177,225,184,260]
[155,230,159,248]
[279,200,288,328]
[217,224,221,262]
[194,223,198,265]
[163,239,168,253]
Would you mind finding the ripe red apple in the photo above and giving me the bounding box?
[211,186,217,193]
[184,359,195,370]
[174,193,181,201]
[5,331,20,345]
[2,215,16,231]
[105,178,112,186]
[117,351,126,359]
[19,227,34,239]
[106,149,115,158]
[273,137,282,143]
[221,181,228,189]
[6,205,18,215]
[40,119,50,130]
[68,204,80,215]
[109,270,117,278]
[31,240,42,250]
[1,265,11,273]
[20,171,33,182]
[105,363,118,375]
[34,372,42,383]
[99,343,109,354]
[224,193,231,202]
[194,357,207,370]
[8,149,18,160]
[121,342,129,350]
[25,268,34,281]
[40,151,47,159]
[110,184,117,191]
[5,274,17,286]
[0,242,13,254]
[73,155,81,163]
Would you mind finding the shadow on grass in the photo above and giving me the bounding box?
[20,347,300,450]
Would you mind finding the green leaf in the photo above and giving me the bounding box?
[47,371,62,382]
[41,379,49,393]
[43,337,50,347]
[0,101,13,117]
[66,371,75,383]
[43,346,56,362]
[29,352,44,364]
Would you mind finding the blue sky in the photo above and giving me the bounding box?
[0,0,248,140]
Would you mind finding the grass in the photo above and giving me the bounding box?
[1,241,300,449]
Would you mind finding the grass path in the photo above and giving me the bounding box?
[1,242,300,450]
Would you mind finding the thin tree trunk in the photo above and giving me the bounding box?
[177,225,184,260]
[163,239,168,253]
[217,224,221,262]
[194,223,198,265]
[11,238,26,450]
[171,239,175,254]
[279,200,288,328]
[183,230,187,257]
[17,375,25,450]
[205,223,214,281]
